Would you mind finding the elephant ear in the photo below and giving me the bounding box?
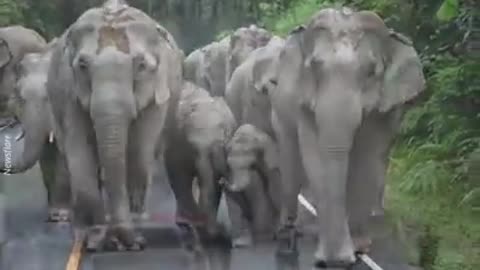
[0,38,12,69]
[276,25,306,98]
[379,30,426,112]
[154,26,178,105]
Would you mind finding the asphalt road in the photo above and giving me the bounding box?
[0,163,420,270]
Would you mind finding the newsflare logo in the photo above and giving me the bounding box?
[3,134,13,174]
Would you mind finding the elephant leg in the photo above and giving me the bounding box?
[63,111,108,252]
[41,146,71,223]
[164,154,202,226]
[225,191,253,248]
[164,156,203,251]
[195,152,222,238]
[272,111,303,255]
[127,105,167,220]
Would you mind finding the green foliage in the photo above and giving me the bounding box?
[0,0,24,26]
[436,0,459,22]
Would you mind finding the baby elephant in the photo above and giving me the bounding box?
[222,124,281,247]
[165,82,236,241]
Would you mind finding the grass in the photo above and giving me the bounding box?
[386,145,480,270]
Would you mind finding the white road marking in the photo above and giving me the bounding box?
[296,194,384,270]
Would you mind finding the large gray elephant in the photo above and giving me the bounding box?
[226,25,273,82]
[6,41,71,222]
[0,26,47,115]
[222,124,281,247]
[165,81,236,240]
[270,8,426,267]
[183,36,230,97]
[225,36,285,136]
[46,0,183,251]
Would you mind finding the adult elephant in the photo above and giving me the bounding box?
[46,0,183,251]
[225,35,284,136]
[183,36,230,97]
[226,25,273,82]
[0,26,47,115]
[3,40,71,222]
[270,8,425,267]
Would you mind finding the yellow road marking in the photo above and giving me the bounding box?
[66,230,85,270]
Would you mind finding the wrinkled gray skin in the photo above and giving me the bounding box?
[225,36,285,136]
[270,8,426,267]
[183,36,230,97]
[164,81,236,238]
[223,37,285,247]
[223,124,281,246]
[226,25,273,82]
[8,42,71,222]
[46,0,183,252]
[0,26,47,115]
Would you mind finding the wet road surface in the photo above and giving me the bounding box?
[0,164,419,270]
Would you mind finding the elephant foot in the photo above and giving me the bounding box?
[85,224,146,252]
[131,212,150,223]
[47,208,71,223]
[275,225,299,257]
[232,231,253,248]
[314,247,356,269]
[177,222,201,252]
[85,225,108,252]
[352,235,372,254]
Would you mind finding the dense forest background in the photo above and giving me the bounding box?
[0,0,479,269]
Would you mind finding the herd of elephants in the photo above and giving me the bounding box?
[0,0,426,268]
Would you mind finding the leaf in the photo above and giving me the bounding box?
[436,0,459,22]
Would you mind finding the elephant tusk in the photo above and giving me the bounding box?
[49,131,54,143]
[296,194,385,270]
[357,254,384,270]
[15,128,25,141]
[297,194,317,216]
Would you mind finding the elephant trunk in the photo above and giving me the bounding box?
[226,169,251,192]
[91,102,132,225]
[19,101,50,170]
[300,88,363,267]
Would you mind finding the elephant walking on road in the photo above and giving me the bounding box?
[165,81,236,241]
[222,124,281,247]
[5,42,71,222]
[270,8,426,267]
[46,0,183,251]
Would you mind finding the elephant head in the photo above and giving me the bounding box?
[0,26,47,115]
[202,36,230,97]
[8,50,54,171]
[273,7,425,266]
[226,25,272,81]
[225,124,278,193]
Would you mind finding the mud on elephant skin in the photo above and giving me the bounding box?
[221,124,282,247]
[0,26,47,116]
[46,0,183,252]
[270,7,426,267]
[6,42,72,223]
[164,81,236,244]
